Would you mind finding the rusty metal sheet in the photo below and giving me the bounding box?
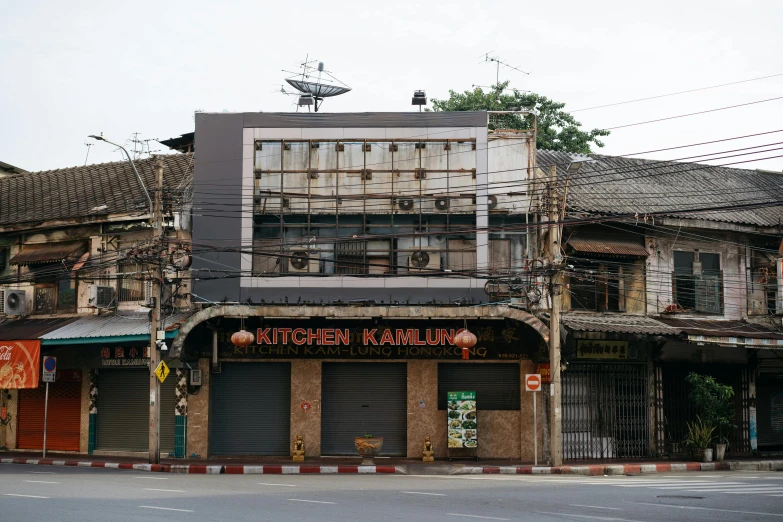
[656,318,783,340]
[9,242,86,266]
[0,318,78,341]
[567,237,649,257]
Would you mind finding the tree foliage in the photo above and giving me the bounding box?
[430,82,610,154]
[686,372,736,444]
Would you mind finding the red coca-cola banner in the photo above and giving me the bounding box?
[0,340,41,389]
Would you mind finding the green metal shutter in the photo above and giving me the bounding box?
[210,363,291,456]
[321,363,407,456]
[96,369,176,452]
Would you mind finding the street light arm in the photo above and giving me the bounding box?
[88,135,154,216]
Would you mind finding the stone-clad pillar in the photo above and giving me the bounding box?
[88,369,98,454]
[186,358,210,458]
[174,369,188,458]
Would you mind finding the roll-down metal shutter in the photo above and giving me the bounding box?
[321,363,407,456]
[210,363,291,456]
[437,363,520,410]
[757,374,783,450]
[17,381,82,451]
[97,369,176,452]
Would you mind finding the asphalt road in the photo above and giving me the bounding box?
[1,466,783,521]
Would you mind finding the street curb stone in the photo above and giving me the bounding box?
[2,457,782,475]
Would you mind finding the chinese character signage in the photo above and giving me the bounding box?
[0,341,41,389]
[447,391,477,449]
[536,363,551,384]
[576,340,628,360]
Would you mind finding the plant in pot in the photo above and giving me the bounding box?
[684,415,715,462]
[686,372,736,462]
[354,433,384,465]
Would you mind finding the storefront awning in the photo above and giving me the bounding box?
[40,312,193,345]
[561,313,677,336]
[566,238,649,257]
[9,242,87,266]
[657,318,783,348]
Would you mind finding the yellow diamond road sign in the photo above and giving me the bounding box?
[155,361,170,383]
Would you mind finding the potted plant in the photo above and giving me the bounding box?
[354,433,384,465]
[684,415,715,462]
[686,372,736,462]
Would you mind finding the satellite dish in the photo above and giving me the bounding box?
[281,56,351,112]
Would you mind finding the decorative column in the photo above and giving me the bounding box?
[88,370,98,454]
[174,369,188,458]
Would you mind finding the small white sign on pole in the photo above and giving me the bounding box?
[41,356,56,458]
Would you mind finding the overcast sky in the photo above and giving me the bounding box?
[2,0,781,173]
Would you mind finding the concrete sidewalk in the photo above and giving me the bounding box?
[2,452,782,475]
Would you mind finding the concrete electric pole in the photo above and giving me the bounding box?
[148,159,164,465]
[547,164,563,466]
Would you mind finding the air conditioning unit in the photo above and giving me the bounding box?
[434,197,450,211]
[4,289,29,316]
[89,285,115,309]
[288,247,320,273]
[409,248,441,273]
[0,289,4,315]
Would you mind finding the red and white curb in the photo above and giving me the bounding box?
[0,458,400,474]
[463,460,783,475]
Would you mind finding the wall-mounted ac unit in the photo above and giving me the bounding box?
[409,248,441,273]
[89,285,115,309]
[4,289,28,316]
[434,197,450,211]
[288,247,320,273]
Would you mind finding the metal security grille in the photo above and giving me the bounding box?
[17,381,81,451]
[210,363,291,456]
[757,375,783,450]
[97,369,176,452]
[655,365,750,455]
[321,363,407,456]
[562,363,650,460]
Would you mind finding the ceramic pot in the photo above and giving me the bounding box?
[714,443,726,461]
[354,437,384,465]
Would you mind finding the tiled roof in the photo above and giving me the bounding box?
[0,153,193,227]
[537,150,783,227]
[561,313,678,335]
[566,237,649,257]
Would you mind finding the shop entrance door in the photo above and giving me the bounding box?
[757,374,783,451]
[321,363,407,456]
[17,379,81,451]
[210,362,291,456]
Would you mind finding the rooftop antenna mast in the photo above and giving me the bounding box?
[280,55,352,112]
[83,142,93,166]
[480,51,531,101]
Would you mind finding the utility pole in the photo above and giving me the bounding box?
[148,159,164,465]
[547,164,563,466]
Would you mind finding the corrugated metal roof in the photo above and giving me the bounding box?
[537,150,783,227]
[567,237,649,257]
[40,312,192,340]
[561,313,677,335]
[9,242,86,266]
[0,318,78,341]
[656,318,783,340]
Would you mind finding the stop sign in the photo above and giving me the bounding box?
[525,374,541,392]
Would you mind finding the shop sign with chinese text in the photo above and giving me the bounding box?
[576,340,628,360]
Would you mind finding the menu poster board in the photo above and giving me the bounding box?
[447,391,477,449]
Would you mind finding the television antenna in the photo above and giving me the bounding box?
[479,51,531,97]
[279,55,351,112]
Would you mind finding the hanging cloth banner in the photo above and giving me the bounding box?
[0,340,41,389]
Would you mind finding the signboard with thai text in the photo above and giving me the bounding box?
[447,391,477,449]
[576,340,628,360]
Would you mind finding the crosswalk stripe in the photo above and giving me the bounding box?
[722,489,783,494]
[649,483,747,489]
[614,482,730,488]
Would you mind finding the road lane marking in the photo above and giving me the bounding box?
[535,513,642,522]
[569,505,622,511]
[24,480,59,484]
[287,499,336,504]
[636,502,783,517]
[143,488,187,493]
[402,491,447,496]
[131,476,168,480]
[4,494,49,499]
[258,483,298,487]
[448,515,509,521]
[26,471,56,475]
[139,506,194,512]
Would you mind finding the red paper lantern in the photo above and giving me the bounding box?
[454,328,477,360]
[231,329,255,348]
